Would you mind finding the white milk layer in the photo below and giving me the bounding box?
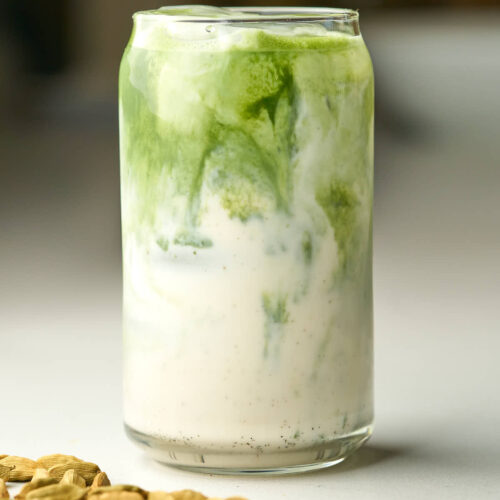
[123,193,373,450]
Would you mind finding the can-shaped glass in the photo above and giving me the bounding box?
[119,5,374,474]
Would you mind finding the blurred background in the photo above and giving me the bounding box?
[1,2,500,489]
[2,0,499,343]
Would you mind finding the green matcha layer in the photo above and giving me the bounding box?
[119,5,373,281]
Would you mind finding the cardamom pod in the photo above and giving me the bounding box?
[36,456,83,470]
[0,466,13,482]
[48,461,99,485]
[16,478,58,498]
[0,457,37,482]
[91,472,111,489]
[89,486,147,499]
[170,491,207,500]
[60,470,86,489]
[25,484,87,500]
[148,493,174,500]
[89,493,143,500]
[31,470,49,482]
[2,455,248,500]
[0,479,8,499]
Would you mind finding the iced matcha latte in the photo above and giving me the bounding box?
[120,6,374,473]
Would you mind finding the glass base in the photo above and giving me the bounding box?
[125,423,373,475]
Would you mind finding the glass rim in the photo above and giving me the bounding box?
[134,6,359,24]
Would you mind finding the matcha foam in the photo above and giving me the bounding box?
[120,5,374,465]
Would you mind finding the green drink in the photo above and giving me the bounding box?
[120,6,374,473]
